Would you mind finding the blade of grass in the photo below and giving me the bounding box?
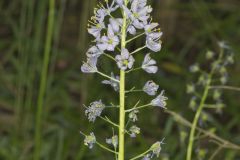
[34,0,55,159]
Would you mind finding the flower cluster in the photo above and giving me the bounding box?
[187,41,234,113]
[129,109,139,122]
[129,125,140,138]
[81,0,163,74]
[83,132,96,149]
[85,100,105,122]
[81,0,166,158]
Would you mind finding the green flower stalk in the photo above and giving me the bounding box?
[186,42,235,160]
[81,0,166,159]
[119,1,127,159]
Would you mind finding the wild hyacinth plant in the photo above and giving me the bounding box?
[186,42,235,160]
[80,0,166,159]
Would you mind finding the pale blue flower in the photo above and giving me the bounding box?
[127,25,137,35]
[105,0,120,14]
[88,22,105,40]
[130,0,152,27]
[151,90,168,109]
[85,100,105,122]
[94,1,119,21]
[142,53,158,74]
[84,132,96,149]
[123,0,152,29]
[150,141,162,158]
[86,46,103,58]
[129,125,140,138]
[146,32,162,52]
[143,80,159,96]
[145,22,159,34]
[114,0,123,6]
[115,48,135,70]
[129,110,139,122]
[106,135,118,148]
[88,8,108,39]
[109,18,122,33]
[97,24,119,51]
[91,2,119,24]
[81,56,98,73]
[94,8,108,22]
[102,72,119,91]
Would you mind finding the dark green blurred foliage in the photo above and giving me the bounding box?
[0,0,240,159]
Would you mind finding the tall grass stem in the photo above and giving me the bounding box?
[34,0,55,159]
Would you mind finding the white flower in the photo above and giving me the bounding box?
[116,48,135,70]
[129,125,140,138]
[144,22,159,34]
[86,46,103,58]
[109,18,122,33]
[97,24,119,51]
[142,53,158,73]
[151,90,168,109]
[81,56,98,73]
[88,22,105,40]
[85,100,105,122]
[129,110,139,122]
[146,32,162,52]
[143,80,159,96]
[84,132,96,149]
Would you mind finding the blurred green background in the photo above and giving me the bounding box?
[0,0,240,159]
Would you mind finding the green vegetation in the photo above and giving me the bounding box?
[0,0,239,159]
